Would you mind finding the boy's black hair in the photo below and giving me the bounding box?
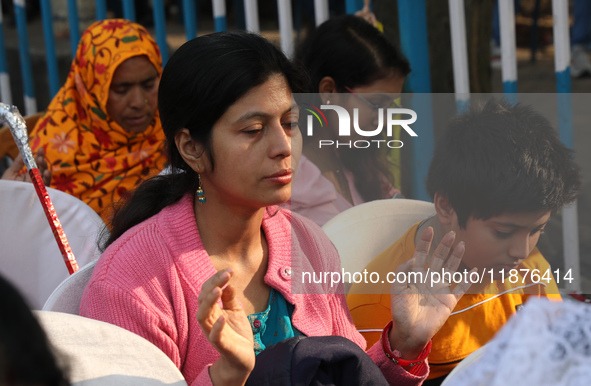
[426,99,581,228]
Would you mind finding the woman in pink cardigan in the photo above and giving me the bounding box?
[80,31,471,385]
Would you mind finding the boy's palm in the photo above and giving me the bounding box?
[390,228,473,349]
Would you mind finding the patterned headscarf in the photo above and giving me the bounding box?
[29,19,166,222]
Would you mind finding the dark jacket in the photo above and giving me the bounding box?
[246,335,389,385]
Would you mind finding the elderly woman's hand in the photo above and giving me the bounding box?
[1,148,51,186]
[197,268,255,385]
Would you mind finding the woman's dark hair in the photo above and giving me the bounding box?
[295,15,410,201]
[0,275,69,385]
[103,31,306,250]
[296,15,410,92]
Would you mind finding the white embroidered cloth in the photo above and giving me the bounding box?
[445,297,591,386]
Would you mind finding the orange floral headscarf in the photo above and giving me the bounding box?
[29,19,166,222]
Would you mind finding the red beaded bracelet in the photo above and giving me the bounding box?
[381,321,432,367]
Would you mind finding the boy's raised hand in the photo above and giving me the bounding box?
[388,227,474,360]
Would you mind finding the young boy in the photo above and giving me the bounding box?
[347,99,581,384]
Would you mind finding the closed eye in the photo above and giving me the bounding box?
[142,80,156,90]
[495,230,513,239]
[243,124,263,135]
[111,86,128,95]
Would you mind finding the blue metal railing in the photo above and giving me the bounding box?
[122,0,136,22]
[40,0,59,97]
[95,0,107,21]
[152,0,169,64]
[0,4,13,105]
[13,0,36,115]
[397,0,434,202]
[67,0,81,57]
[0,2,580,277]
[0,0,581,290]
[182,0,198,40]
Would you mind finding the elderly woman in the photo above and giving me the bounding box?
[28,19,166,221]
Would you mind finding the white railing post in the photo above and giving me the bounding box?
[212,0,227,32]
[314,0,329,26]
[277,0,294,58]
[448,0,470,112]
[0,6,12,105]
[244,0,260,33]
[499,0,518,95]
[552,0,580,292]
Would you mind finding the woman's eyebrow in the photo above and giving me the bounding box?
[111,74,158,88]
[236,104,299,122]
[236,111,272,121]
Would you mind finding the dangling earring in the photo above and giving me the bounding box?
[326,99,331,105]
[196,174,206,204]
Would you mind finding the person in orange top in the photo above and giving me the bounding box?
[29,19,166,222]
[347,99,581,385]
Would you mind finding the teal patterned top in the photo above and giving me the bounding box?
[247,288,301,355]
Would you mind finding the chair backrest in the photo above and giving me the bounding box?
[440,345,486,386]
[0,111,44,160]
[43,259,97,314]
[0,180,105,309]
[321,198,435,292]
[35,311,188,385]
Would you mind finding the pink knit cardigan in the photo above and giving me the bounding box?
[80,194,428,385]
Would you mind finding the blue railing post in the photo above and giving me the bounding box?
[67,0,81,58]
[40,0,60,98]
[96,0,108,20]
[123,0,136,22]
[13,0,37,114]
[182,0,198,40]
[345,0,364,14]
[397,0,434,201]
[0,5,12,104]
[152,0,169,64]
[213,0,227,32]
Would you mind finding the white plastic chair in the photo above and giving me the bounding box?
[321,198,435,292]
[0,180,104,309]
[35,311,187,385]
[43,259,98,314]
[440,345,486,386]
